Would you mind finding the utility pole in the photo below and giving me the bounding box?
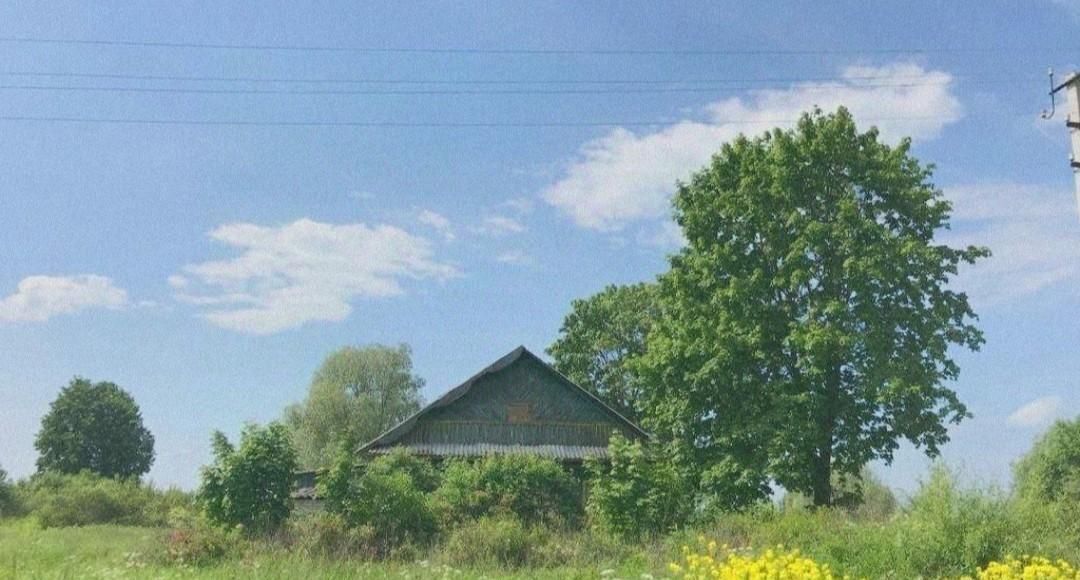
[1042,70,1080,216]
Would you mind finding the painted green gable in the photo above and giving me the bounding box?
[360,346,647,461]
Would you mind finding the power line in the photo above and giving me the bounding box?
[0,113,1028,128]
[0,70,1039,86]
[0,35,1065,56]
[0,70,1039,88]
[0,80,1002,97]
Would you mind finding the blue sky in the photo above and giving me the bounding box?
[1,1,1079,493]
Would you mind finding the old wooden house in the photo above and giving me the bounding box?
[293,346,647,502]
[360,346,647,460]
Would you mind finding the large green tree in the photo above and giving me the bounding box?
[548,283,657,421]
[35,378,155,479]
[284,344,423,469]
[641,108,987,507]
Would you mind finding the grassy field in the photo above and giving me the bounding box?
[0,520,652,580]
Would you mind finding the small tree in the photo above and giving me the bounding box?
[586,434,693,539]
[0,464,20,519]
[1014,416,1080,505]
[284,344,424,469]
[198,422,297,533]
[548,283,658,423]
[35,378,155,479]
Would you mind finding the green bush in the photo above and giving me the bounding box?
[197,423,298,534]
[23,471,183,528]
[287,512,378,560]
[1014,416,1080,505]
[889,466,1017,577]
[321,448,437,553]
[367,448,442,493]
[160,516,246,566]
[433,454,581,527]
[0,465,23,519]
[440,515,549,569]
[586,435,693,539]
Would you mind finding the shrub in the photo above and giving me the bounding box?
[892,466,1018,577]
[368,447,441,493]
[24,471,178,527]
[1014,417,1080,505]
[321,448,437,553]
[433,454,581,526]
[0,465,24,519]
[586,435,693,539]
[440,515,549,569]
[197,423,298,534]
[287,512,378,560]
[160,515,246,566]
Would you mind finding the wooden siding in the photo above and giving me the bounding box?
[361,346,647,460]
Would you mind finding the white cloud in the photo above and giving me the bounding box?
[941,182,1080,305]
[1007,396,1063,428]
[0,275,128,323]
[174,218,457,334]
[543,63,963,231]
[495,250,533,266]
[473,215,526,236]
[417,209,456,241]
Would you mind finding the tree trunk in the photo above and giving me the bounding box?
[812,364,841,507]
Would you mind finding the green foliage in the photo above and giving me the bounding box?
[22,471,186,528]
[197,422,298,534]
[0,465,25,519]
[287,512,378,560]
[161,514,246,567]
[35,378,155,479]
[640,107,987,507]
[441,515,550,569]
[1014,416,1080,505]
[889,466,1018,577]
[284,344,424,470]
[586,434,693,539]
[321,449,438,552]
[368,447,442,493]
[433,454,582,527]
[547,283,658,422]
[781,467,897,521]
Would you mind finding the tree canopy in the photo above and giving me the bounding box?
[547,283,658,422]
[284,344,424,469]
[198,422,298,533]
[35,378,155,479]
[1014,416,1080,505]
[639,108,987,507]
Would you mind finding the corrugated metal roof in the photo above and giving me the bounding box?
[369,443,610,460]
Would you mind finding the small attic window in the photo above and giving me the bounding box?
[507,403,532,423]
